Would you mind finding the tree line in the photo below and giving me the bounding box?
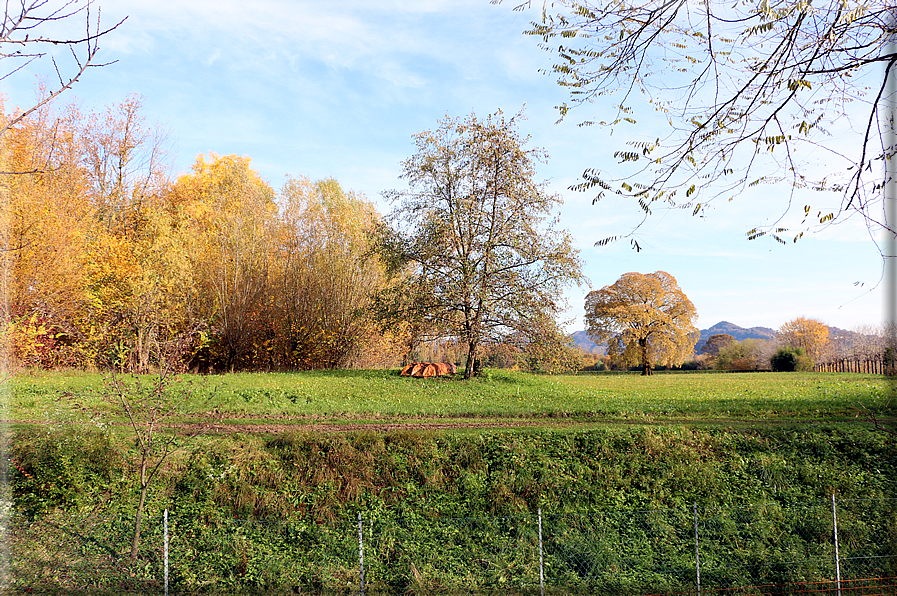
[2,96,406,373]
[2,99,588,374]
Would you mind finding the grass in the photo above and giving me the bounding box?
[7,368,893,425]
[6,368,895,595]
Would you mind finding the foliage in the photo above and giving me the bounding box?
[777,317,830,363]
[273,177,388,370]
[585,271,699,375]
[507,0,896,245]
[702,334,735,358]
[10,424,122,517]
[517,323,585,374]
[7,423,896,592]
[716,338,778,371]
[2,97,393,373]
[175,153,278,372]
[771,346,815,372]
[374,110,584,379]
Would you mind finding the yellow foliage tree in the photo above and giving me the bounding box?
[173,153,276,371]
[3,102,97,367]
[274,177,387,369]
[777,317,830,364]
[585,271,699,375]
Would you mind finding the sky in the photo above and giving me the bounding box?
[2,0,886,333]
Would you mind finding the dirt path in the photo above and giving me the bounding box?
[5,414,889,434]
[172,418,595,434]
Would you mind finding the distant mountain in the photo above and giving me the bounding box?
[572,320,875,358]
[695,321,776,353]
[571,330,603,354]
[572,321,777,355]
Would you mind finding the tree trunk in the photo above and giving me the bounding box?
[130,454,149,562]
[639,339,653,376]
[465,338,479,380]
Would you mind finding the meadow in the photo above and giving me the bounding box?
[7,368,892,427]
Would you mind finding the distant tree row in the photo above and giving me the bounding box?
[699,318,890,372]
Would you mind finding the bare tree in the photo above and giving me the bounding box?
[1,0,126,139]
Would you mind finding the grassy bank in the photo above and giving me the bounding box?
[7,423,896,594]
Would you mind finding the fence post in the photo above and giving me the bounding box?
[538,508,545,596]
[694,502,701,596]
[164,509,169,596]
[832,495,841,596]
[358,512,365,596]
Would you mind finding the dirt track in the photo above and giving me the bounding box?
[6,413,887,434]
[173,418,593,434]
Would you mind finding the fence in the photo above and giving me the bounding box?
[3,497,895,595]
[813,358,892,374]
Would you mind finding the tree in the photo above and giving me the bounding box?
[174,153,276,372]
[585,271,699,375]
[273,176,386,369]
[105,366,205,562]
[716,338,778,370]
[777,316,830,363]
[374,111,584,379]
[1,0,126,140]
[770,346,814,371]
[503,0,896,246]
[701,334,735,358]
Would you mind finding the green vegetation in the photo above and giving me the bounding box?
[10,369,890,423]
[6,369,895,593]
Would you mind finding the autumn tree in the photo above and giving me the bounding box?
[716,338,779,371]
[105,367,205,562]
[374,111,584,379]
[777,316,830,363]
[503,0,896,246]
[3,101,97,367]
[174,153,276,372]
[701,334,735,358]
[273,176,386,369]
[585,271,699,375]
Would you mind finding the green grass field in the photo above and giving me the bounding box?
[7,368,892,427]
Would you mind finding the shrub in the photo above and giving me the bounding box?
[770,346,814,372]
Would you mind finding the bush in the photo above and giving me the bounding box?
[770,347,814,372]
[11,426,123,517]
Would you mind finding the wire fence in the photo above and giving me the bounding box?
[3,497,895,595]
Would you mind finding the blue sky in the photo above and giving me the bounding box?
[3,0,884,332]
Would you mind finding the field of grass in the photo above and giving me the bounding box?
[6,368,892,427]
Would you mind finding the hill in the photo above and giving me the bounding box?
[695,321,777,353]
[572,321,777,355]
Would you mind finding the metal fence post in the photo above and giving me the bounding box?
[694,502,701,596]
[538,508,545,596]
[164,509,169,596]
[832,495,841,596]
[358,512,365,596]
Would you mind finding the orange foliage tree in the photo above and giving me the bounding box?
[777,317,830,364]
[585,271,699,375]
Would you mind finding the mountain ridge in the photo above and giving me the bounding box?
[571,321,778,355]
